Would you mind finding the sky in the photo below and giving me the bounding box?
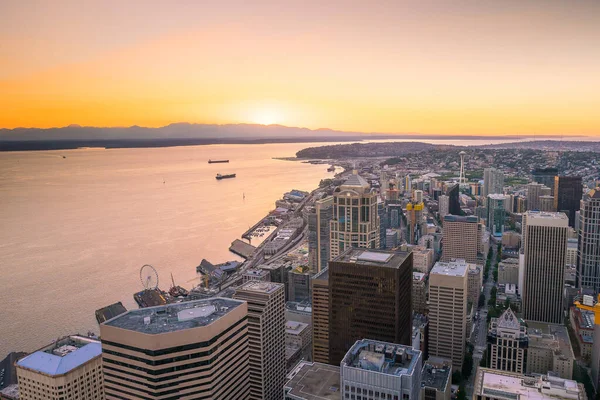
[1,0,599,136]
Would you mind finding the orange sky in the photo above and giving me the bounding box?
[1,0,599,136]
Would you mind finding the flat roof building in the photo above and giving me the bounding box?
[283,362,341,400]
[100,298,250,400]
[420,357,452,400]
[442,215,482,264]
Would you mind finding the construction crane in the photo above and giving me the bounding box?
[574,294,600,324]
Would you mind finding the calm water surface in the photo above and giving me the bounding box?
[0,138,517,357]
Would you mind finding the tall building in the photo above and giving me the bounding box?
[539,195,555,212]
[413,272,428,314]
[554,176,583,227]
[341,339,423,400]
[442,215,482,264]
[532,167,558,195]
[522,212,569,324]
[438,195,449,219]
[404,175,412,194]
[308,196,334,273]
[467,263,483,306]
[329,171,380,259]
[311,267,330,364]
[16,335,103,400]
[515,196,528,213]
[328,249,413,365]
[487,194,507,237]
[406,201,424,244]
[414,189,424,203]
[233,281,285,400]
[429,260,468,370]
[446,183,461,215]
[483,168,504,197]
[100,298,250,400]
[526,182,547,211]
[487,308,527,373]
[578,188,600,294]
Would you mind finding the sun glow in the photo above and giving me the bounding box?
[250,109,282,126]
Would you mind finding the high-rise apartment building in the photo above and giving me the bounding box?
[308,196,333,273]
[311,267,330,364]
[329,172,380,259]
[328,249,413,365]
[554,176,583,227]
[526,182,547,211]
[487,194,507,237]
[233,281,285,400]
[442,215,482,264]
[100,298,250,400]
[483,168,504,197]
[341,339,423,400]
[578,188,600,294]
[429,260,468,370]
[522,212,569,324]
[487,308,527,373]
[16,335,103,400]
[438,195,449,219]
[532,167,558,195]
[539,195,555,212]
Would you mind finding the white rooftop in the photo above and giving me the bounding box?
[479,369,582,400]
[431,259,468,277]
[525,211,569,227]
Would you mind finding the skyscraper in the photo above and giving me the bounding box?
[532,168,558,195]
[483,168,504,197]
[429,260,468,370]
[308,196,333,273]
[233,282,286,400]
[329,171,380,259]
[487,308,527,373]
[328,249,413,365]
[438,195,449,219]
[554,176,583,227]
[526,182,547,211]
[442,215,482,264]
[487,194,507,237]
[577,188,600,294]
[406,201,424,245]
[539,195,555,212]
[446,183,461,215]
[522,212,569,324]
[100,298,250,399]
[311,267,330,364]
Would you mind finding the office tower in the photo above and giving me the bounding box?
[473,368,585,400]
[100,298,250,400]
[577,188,600,294]
[308,196,333,273]
[539,195,555,212]
[515,196,527,213]
[522,212,569,324]
[438,195,449,218]
[504,194,514,213]
[446,183,461,215]
[420,357,452,400]
[487,194,507,237]
[526,182,546,211]
[406,202,424,244]
[311,267,330,364]
[388,203,403,228]
[328,249,413,365]
[429,260,468,370]
[414,189,424,203]
[554,176,583,227]
[483,168,504,197]
[433,188,442,201]
[467,263,483,305]
[487,308,527,373]
[233,282,285,400]
[329,171,380,259]
[442,215,482,264]
[413,272,428,314]
[533,167,558,195]
[16,335,103,400]
[288,268,311,302]
[378,200,388,249]
[341,339,423,400]
[404,175,412,194]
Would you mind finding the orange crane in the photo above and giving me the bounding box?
[574,294,600,324]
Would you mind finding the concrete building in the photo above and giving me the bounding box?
[413,272,428,314]
[527,322,575,380]
[243,268,271,282]
[501,231,521,250]
[483,168,504,197]
[328,249,413,365]
[234,281,286,400]
[420,357,452,400]
[286,320,312,371]
[413,246,434,273]
[577,188,600,294]
[283,361,340,400]
[329,171,380,259]
[522,212,569,324]
[288,267,311,302]
[16,335,103,400]
[498,258,520,286]
[413,314,429,358]
[566,238,578,268]
[467,263,483,306]
[406,201,424,245]
[438,195,449,219]
[515,195,528,213]
[487,308,527,373]
[570,306,595,362]
[473,368,586,400]
[308,196,334,273]
[532,167,558,195]
[311,267,330,364]
[540,195,556,212]
[100,298,250,400]
[442,215,482,264]
[414,189,424,203]
[487,194,507,237]
[428,260,468,370]
[554,176,583,227]
[341,339,423,400]
[527,182,547,211]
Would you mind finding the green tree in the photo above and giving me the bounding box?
[457,384,467,400]
[462,352,474,380]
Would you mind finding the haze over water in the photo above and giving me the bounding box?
[0,138,517,357]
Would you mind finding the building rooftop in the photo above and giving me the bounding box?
[341,339,421,377]
[488,194,508,200]
[525,211,569,225]
[431,259,469,277]
[527,322,575,361]
[16,336,101,376]
[444,215,479,223]
[237,280,282,294]
[333,249,411,269]
[103,297,244,334]
[312,267,329,282]
[421,358,451,391]
[413,272,426,282]
[284,361,341,400]
[0,384,19,399]
[286,321,310,335]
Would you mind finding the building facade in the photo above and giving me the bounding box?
[308,196,334,273]
[311,267,330,364]
[442,215,482,264]
[487,308,527,373]
[487,194,507,237]
[483,168,504,197]
[577,188,600,294]
[438,195,449,219]
[420,357,452,400]
[467,263,483,306]
[413,272,428,314]
[554,176,583,227]
[532,168,558,195]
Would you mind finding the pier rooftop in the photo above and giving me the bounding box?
[104,298,244,334]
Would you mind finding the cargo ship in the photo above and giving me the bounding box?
[208,159,229,164]
[216,173,236,180]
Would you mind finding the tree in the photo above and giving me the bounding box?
[452,371,463,385]
[457,384,467,400]
[462,352,474,380]
[478,293,486,308]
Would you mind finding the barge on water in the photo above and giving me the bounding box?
[208,159,229,163]
[216,173,236,180]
